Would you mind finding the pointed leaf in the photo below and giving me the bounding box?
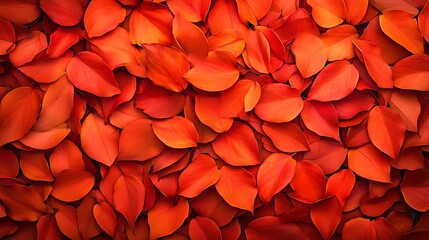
[257,153,296,203]
[84,0,125,38]
[301,100,340,142]
[311,196,342,240]
[20,152,54,182]
[55,206,81,240]
[307,0,345,28]
[292,33,327,78]
[400,168,429,212]
[215,166,257,212]
[39,0,86,26]
[179,154,220,198]
[212,122,260,166]
[393,55,429,91]
[152,116,199,149]
[289,161,327,203]
[189,217,222,240]
[321,24,359,61]
[303,140,348,175]
[246,30,271,74]
[262,122,309,152]
[113,174,145,229]
[0,148,19,178]
[81,113,119,166]
[325,169,356,206]
[173,14,208,59]
[9,31,47,67]
[348,144,391,183]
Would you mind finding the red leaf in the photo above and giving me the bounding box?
[148,196,189,239]
[189,216,223,240]
[0,148,19,178]
[84,0,125,38]
[301,100,341,142]
[0,87,41,146]
[51,169,95,202]
[0,183,46,221]
[419,1,429,43]
[303,140,348,175]
[20,151,54,182]
[254,83,303,123]
[173,14,209,60]
[113,174,145,229]
[152,116,199,149]
[348,143,391,183]
[342,217,401,240]
[184,50,240,91]
[0,0,41,26]
[400,168,429,212]
[308,61,359,102]
[257,153,296,203]
[118,119,165,161]
[246,30,271,74]
[212,122,260,166]
[66,51,120,97]
[311,196,342,240]
[291,33,327,78]
[81,113,119,166]
[0,17,16,55]
[215,166,257,212]
[390,89,421,132]
[179,154,220,198]
[262,122,309,152]
[144,44,189,92]
[245,216,306,240]
[325,169,356,207]
[49,139,84,177]
[39,0,86,26]
[37,214,62,240]
[393,55,429,91]
[55,206,82,240]
[289,161,327,203]
[367,106,406,158]
[46,26,81,58]
[9,31,47,67]
[379,10,424,54]
[129,1,173,44]
[353,39,393,88]
[344,0,369,25]
[307,0,345,28]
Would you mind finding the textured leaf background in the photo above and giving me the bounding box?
[0,0,429,239]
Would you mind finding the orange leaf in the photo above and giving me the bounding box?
[303,140,348,174]
[245,216,305,240]
[301,100,340,142]
[144,44,189,92]
[292,33,327,78]
[308,61,359,102]
[77,195,102,239]
[39,0,86,26]
[189,217,222,240]
[113,174,145,229]
[0,148,19,178]
[167,0,211,22]
[51,169,94,202]
[289,161,327,203]
[400,168,429,212]
[379,10,424,54]
[173,14,209,60]
[118,119,165,161]
[208,28,246,57]
[344,0,368,25]
[55,206,82,240]
[93,203,117,238]
[353,39,393,88]
[129,1,173,44]
[215,166,257,212]
[20,152,54,182]
[393,55,429,91]
[257,153,296,203]
[325,169,356,207]
[84,0,125,38]
[185,50,240,91]
[321,24,359,61]
[262,122,309,152]
[46,26,80,58]
[66,51,120,97]
[307,0,345,28]
[148,196,189,239]
[246,30,271,74]
[152,116,199,149]
[390,89,421,132]
[0,87,41,147]
[195,94,234,133]
[19,123,71,150]
[0,0,41,26]
[33,75,74,131]
[0,17,16,55]
[207,0,247,36]
[367,106,406,158]
[254,83,303,123]
[348,143,391,183]
[418,1,429,43]
[179,154,220,198]
[184,96,218,143]
[81,113,119,166]
[212,122,260,166]
[0,183,46,221]
[311,196,342,240]
[9,31,47,67]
